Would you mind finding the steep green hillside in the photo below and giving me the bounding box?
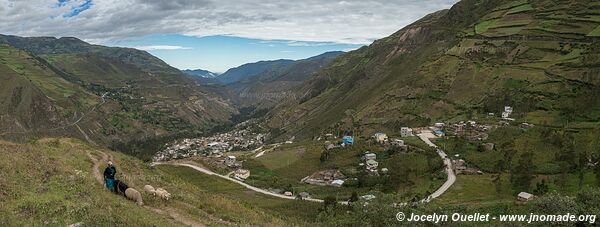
[0,138,318,226]
[0,35,237,155]
[268,0,600,138]
[0,44,102,140]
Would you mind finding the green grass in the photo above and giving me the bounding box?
[435,172,598,208]
[587,25,600,36]
[475,19,498,34]
[0,138,317,226]
[0,139,176,226]
[245,140,444,201]
[434,174,514,206]
[0,45,98,109]
[506,3,533,14]
[158,165,322,223]
[259,146,305,170]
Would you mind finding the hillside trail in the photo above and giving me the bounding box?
[87,150,208,227]
[1,92,108,141]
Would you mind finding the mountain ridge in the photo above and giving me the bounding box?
[266,0,600,139]
[182,68,220,78]
[0,35,237,157]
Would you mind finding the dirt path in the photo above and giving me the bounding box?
[88,151,108,184]
[87,151,207,227]
[1,92,108,137]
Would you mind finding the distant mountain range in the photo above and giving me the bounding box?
[217,59,296,84]
[181,69,220,78]
[216,51,345,108]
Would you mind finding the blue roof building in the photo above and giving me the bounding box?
[342,136,354,145]
[434,130,445,137]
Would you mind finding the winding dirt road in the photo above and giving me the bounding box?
[151,162,335,204]
[416,131,456,203]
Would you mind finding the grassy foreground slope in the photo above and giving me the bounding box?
[0,138,318,226]
[268,0,600,139]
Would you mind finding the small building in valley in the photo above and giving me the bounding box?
[391,139,404,146]
[434,130,445,137]
[233,169,250,181]
[372,132,388,144]
[401,127,414,137]
[225,155,237,167]
[299,192,311,200]
[366,160,379,169]
[331,179,345,187]
[364,153,376,161]
[342,136,354,145]
[517,192,535,202]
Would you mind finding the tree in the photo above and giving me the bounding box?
[321,195,337,212]
[533,179,549,196]
[320,151,329,162]
[349,191,359,203]
[493,173,502,196]
[511,152,535,192]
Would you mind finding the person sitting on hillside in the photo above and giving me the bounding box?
[103,161,117,192]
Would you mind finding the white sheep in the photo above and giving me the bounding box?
[125,188,144,206]
[155,187,171,200]
[143,185,156,195]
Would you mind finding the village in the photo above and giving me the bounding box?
[299,105,540,198]
[152,120,267,162]
[151,105,541,203]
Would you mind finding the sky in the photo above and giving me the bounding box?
[0,0,459,72]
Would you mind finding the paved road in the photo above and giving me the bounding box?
[417,132,456,203]
[152,162,331,203]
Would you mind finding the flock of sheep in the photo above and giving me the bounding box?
[122,184,171,206]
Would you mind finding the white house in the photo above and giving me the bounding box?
[391,139,404,146]
[360,194,376,201]
[366,160,378,169]
[373,132,388,143]
[502,106,513,119]
[331,179,345,187]
[517,192,534,201]
[401,127,414,137]
[364,153,376,161]
[233,169,250,181]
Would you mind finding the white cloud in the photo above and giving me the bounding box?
[0,0,460,45]
[131,45,192,50]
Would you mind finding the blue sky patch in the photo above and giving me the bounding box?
[109,34,362,73]
[58,0,93,17]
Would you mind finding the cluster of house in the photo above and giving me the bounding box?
[371,132,409,151]
[301,170,346,187]
[447,120,492,141]
[153,129,266,162]
[323,135,354,150]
